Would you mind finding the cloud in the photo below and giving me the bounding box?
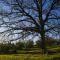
[0,2,11,13]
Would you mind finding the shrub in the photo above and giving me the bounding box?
[25,40,34,50]
[16,41,25,50]
[36,40,41,48]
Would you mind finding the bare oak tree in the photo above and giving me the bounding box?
[0,0,60,53]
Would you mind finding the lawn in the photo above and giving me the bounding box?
[0,53,60,60]
[0,46,60,60]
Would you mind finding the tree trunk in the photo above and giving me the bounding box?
[40,31,47,54]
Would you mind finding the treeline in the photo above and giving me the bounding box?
[36,38,60,48]
[0,40,34,54]
[0,38,60,54]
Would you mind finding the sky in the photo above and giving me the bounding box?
[0,0,11,13]
[0,0,60,43]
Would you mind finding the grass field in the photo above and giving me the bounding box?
[0,46,60,60]
[0,53,60,60]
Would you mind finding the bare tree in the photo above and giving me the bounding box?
[0,0,60,53]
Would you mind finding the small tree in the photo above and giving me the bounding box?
[16,41,25,50]
[36,40,41,48]
[25,40,34,50]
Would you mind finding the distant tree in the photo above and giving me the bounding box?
[25,40,34,50]
[16,41,25,50]
[36,40,41,48]
[45,37,57,46]
[0,43,16,53]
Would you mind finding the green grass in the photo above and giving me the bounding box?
[0,45,60,60]
[0,53,60,60]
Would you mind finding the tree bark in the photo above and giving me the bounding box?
[40,29,47,54]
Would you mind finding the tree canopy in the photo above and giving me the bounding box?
[0,0,60,53]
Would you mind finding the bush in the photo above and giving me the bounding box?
[16,41,25,50]
[36,40,41,48]
[25,40,34,50]
[0,43,16,54]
